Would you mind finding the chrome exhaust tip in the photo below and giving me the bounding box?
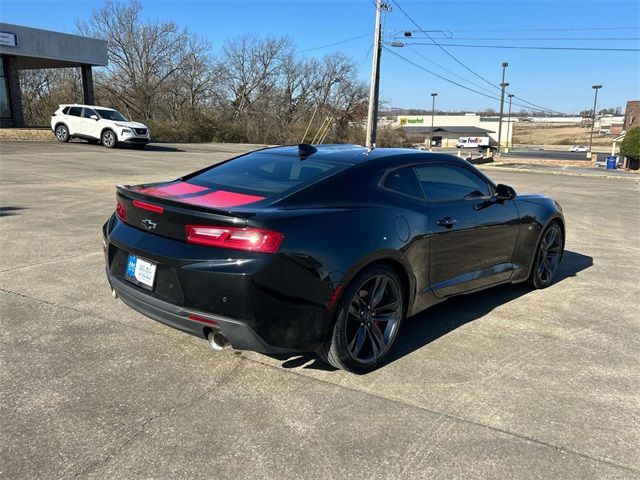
[208,331,229,351]
[111,287,118,299]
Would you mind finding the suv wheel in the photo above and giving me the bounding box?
[101,129,118,149]
[55,124,70,143]
[318,264,405,373]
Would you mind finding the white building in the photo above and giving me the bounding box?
[397,114,514,147]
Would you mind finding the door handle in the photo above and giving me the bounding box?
[436,217,458,228]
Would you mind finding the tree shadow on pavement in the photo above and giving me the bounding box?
[274,250,593,373]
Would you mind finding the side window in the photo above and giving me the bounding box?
[416,164,491,202]
[382,167,424,199]
[62,107,70,114]
[81,108,96,118]
[67,107,81,117]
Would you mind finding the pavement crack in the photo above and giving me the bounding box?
[236,353,640,475]
[68,360,244,479]
[0,286,182,342]
[0,251,101,273]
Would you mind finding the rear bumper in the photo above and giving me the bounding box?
[103,216,332,353]
[107,271,289,354]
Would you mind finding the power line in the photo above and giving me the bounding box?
[384,47,561,113]
[404,42,640,52]
[390,0,500,92]
[404,36,640,41]
[404,46,498,96]
[389,0,561,114]
[295,33,370,54]
[383,47,501,101]
[444,26,640,33]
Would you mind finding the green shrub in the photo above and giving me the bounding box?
[620,127,640,159]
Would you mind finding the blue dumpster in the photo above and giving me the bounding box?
[606,156,618,169]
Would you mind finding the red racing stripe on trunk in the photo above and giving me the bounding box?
[141,181,208,197]
[179,190,265,208]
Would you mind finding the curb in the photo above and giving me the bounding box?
[478,165,638,181]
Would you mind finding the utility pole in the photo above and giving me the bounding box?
[365,1,390,149]
[588,84,602,158]
[506,93,514,152]
[496,62,509,155]
[429,92,437,151]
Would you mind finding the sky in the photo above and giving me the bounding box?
[1,0,639,114]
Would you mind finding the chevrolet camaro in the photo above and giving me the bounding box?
[103,145,564,373]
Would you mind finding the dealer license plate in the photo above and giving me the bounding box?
[125,254,157,289]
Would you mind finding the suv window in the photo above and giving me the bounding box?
[81,108,97,118]
[416,164,491,202]
[95,109,128,121]
[61,107,70,114]
[67,107,81,117]
[188,153,348,197]
[382,167,424,199]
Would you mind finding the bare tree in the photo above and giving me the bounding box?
[77,0,210,120]
[20,0,371,144]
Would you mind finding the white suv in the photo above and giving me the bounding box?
[51,104,150,149]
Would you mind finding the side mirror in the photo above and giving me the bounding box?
[90,115,99,120]
[496,183,516,200]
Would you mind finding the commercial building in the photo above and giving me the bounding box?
[397,114,513,147]
[0,23,108,127]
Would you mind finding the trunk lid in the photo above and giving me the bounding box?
[116,180,267,242]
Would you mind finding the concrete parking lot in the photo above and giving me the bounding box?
[1,141,638,479]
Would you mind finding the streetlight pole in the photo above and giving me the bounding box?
[496,62,508,155]
[506,93,514,152]
[588,84,602,158]
[429,92,437,151]
[365,1,390,149]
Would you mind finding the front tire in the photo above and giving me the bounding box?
[528,222,564,289]
[54,124,70,143]
[319,264,405,373]
[101,129,118,149]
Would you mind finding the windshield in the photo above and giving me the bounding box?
[96,109,128,121]
[187,152,348,197]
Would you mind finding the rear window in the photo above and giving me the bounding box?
[68,107,81,116]
[382,167,424,199]
[188,152,348,197]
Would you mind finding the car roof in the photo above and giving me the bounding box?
[58,104,116,111]
[259,144,472,168]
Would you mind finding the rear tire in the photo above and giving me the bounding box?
[101,129,118,149]
[318,264,405,373]
[54,124,70,143]
[528,221,564,289]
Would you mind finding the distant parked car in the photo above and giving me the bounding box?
[51,104,150,149]
[570,145,589,153]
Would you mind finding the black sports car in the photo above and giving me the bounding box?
[104,145,564,373]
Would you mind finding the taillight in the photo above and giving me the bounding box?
[185,225,284,253]
[133,199,164,213]
[116,201,127,222]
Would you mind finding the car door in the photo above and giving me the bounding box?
[416,163,520,298]
[80,107,100,139]
[65,106,82,135]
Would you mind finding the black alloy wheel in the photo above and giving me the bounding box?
[529,222,563,289]
[55,124,70,143]
[101,129,117,149]
[319,264,405,373]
